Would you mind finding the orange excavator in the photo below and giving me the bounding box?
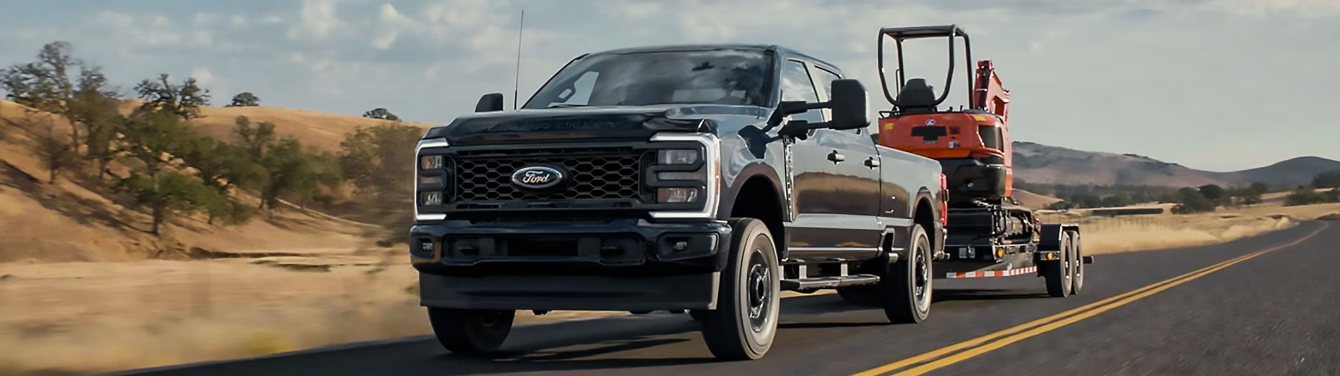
[876,25,1015,208]
[873,25,1091,297]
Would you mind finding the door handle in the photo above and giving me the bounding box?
[865,157,880,168]
[827,151,845,162]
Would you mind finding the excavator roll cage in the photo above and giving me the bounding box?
[877,24,1010,121]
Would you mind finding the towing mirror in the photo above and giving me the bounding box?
[826,79,870,130]
[475,93,505,113]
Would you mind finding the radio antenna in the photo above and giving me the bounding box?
[512,9,525,110]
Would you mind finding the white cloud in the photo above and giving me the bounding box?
[1,0,1337,170]
[190,67,214,86]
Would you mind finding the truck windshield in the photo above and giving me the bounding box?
[522,49,772,109]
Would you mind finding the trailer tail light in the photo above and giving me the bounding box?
[939,173,949,227]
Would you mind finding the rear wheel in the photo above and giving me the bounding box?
[881,224,932,324]
[1044,232,1074,297]
[699,218,781,361]
[427,308,515,355]
[1069,231,1084,295]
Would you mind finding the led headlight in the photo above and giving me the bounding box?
[420,155,444,170]
[657,149,699,165]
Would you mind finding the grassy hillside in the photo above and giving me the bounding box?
[0,100,381,263]
[1012,141,1340,188]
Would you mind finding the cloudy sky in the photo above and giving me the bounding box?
[1,0,1337,171]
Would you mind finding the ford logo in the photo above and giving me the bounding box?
[510,165,566,191]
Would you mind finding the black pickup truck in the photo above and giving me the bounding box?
[410,44,947,360]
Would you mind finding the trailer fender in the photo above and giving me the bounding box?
[1036,223,1083,264]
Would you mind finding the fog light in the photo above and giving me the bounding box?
[657,188,698,203]
[673,240,689,251]
[421,191,443,206]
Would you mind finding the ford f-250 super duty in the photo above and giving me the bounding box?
[409,44,947,361]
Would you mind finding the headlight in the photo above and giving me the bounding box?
[658,149,699,165]
[420,155,444,170]
[655,148,706,203]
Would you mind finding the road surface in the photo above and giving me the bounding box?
[107,220,1339,376]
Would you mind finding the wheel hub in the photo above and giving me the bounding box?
[746,249,771,331]
[914,251,929,301]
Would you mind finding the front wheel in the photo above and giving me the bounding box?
[881,224,933,324]
[427,308,515,355]
[699,217,781,361]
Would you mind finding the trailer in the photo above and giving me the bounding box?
[870,24,1093,297]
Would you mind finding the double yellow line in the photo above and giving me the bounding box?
[850,222,1328,376]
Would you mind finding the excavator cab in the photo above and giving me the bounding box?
[876,25,1014,206]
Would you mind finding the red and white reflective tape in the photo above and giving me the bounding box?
[945,266,1037,279]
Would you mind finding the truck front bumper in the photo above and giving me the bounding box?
[409,218,732,311]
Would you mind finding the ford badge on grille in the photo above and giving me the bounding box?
[511,165,565,191]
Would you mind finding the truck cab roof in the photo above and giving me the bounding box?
[582,43,845,77]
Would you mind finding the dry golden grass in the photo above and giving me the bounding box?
[4,98,1338,375]
[1039,203,1340,255]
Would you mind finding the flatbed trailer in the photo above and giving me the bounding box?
[872,24,1094,296]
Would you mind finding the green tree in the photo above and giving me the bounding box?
[227,92,260,107]
[67,68,123,178]
[1172,187,1217,214]
[232,116,277,161]
[338,121,422,230]
[133,73,210,120]
[1,41,105,155]
[1313,171,1340,189]
[111,110,215,235]
[1284,186,1327,206]
[34,121,77,184]
[362,107,400,121]
[179,136,265,224]
[257,138,340,213]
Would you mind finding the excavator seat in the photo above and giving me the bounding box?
[896,78,937,115]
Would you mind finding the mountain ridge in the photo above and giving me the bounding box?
[1011,141,1340,188]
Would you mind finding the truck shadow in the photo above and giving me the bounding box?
[117,293,1051,376]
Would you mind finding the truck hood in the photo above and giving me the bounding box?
[423,104,769,145]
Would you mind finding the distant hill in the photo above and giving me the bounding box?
[1012,141,1340,188]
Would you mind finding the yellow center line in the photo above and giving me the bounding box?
[851,222,1328,376]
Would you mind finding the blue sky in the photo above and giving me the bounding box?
[1,0,1337,171]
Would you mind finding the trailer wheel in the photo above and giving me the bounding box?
[427,308,515,355]
[1044,231,1074,297]
[1069,231,1084,295]
[881,223,932,324]
[699,218,780,360]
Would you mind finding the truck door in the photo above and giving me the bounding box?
[782,59,884,257]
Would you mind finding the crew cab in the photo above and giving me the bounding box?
[409,44,947,361]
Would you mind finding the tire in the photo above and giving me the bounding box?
[1069,231,1084,295]
[427,308,515,355]
[699,218,781,361]
[881,223,932,324]
[1044,231,1074,298]
[689,309,707,322]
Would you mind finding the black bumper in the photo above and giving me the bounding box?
[409,218,732,311]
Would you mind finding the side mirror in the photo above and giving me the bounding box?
[475,93,505,113]
[826,79,870,130]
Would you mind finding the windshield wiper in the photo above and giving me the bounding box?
[546,104,588,108]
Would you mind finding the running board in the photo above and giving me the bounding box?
[1083,255,1095,264]
[781,274,881,291]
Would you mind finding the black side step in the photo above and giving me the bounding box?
[1083,256,1095,265]
[781,274,880,291]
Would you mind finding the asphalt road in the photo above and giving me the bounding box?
[108,220,1338,376]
